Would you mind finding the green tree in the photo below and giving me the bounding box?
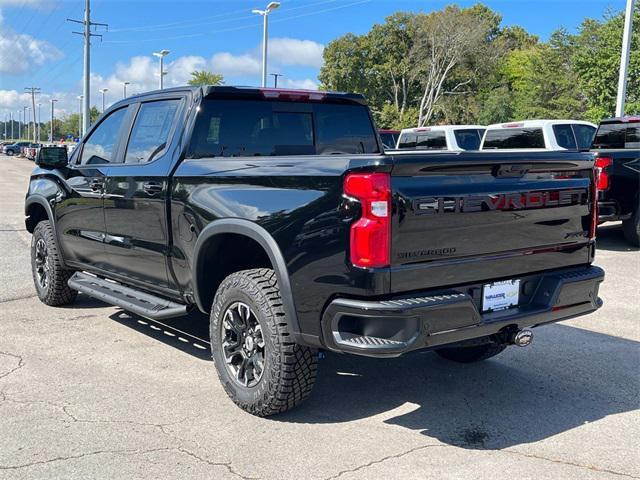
[188,70,224,86]
[572,6,640,120]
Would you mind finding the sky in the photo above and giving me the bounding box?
[0,0,629,121]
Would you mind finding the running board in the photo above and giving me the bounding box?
[68,272,188,320]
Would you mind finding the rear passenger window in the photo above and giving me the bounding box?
[125,100,181,164]
[592,123,626,149]
[483,128,545,149]
[80,107,128,165]
[416,132,447,150]
[572,124,596,150]
[626,126,640,148]
[553,124,577,149]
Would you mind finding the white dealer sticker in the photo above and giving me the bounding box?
[482,279,520,312]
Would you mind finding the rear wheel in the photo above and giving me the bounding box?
[6,149,14,156]
[210,268,318,416]
[622,205,640,247]
[31,221,77,306]
[435,342,507,363]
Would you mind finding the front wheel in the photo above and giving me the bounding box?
[435,342,507,363]
[6,150,14,156]
[31,221,77,306]
[210,268,318,416]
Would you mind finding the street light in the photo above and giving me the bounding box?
[17,110,21,139]
[23,106,28,140]
[77,95,83,138]
[122,81,130,99]
[37,103,42,142]
[99,88,109,112]
[152,50,170,90]
[252,2,280,88]
[50,99,58,142]
[269,73,283,88]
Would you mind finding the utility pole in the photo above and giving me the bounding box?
[616,0,635,117]
[50,99,58,142]
[22,107,27,140]
[10,112,13,140]
[24,88,40,141]
[37,103,42,142]
[3,114,6,140]
[68,0,108,136]
[269,73,283,88]
[18,110,21,139]
[122,81,130,99]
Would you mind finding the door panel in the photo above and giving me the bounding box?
[102,98,184,288]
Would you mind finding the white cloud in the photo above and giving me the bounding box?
[211,52,261,77]
[269,38,324,68]
[0,21,63,74]
[283,78,319,90]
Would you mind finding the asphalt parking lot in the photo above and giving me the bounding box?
[0,153,638,480]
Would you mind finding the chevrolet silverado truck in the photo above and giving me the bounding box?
[25,86,604,416]
[591,116,640,246]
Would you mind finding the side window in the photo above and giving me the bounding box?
[625,126,640,149]
[553,124,577,149]
[80,108,128,165]
[125,99,181,164]
[572,124,596,150]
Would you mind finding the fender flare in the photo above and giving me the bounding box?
[25,195,68,269]
[191,219,301,340]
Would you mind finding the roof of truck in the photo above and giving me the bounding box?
[485,119,597,129]
[399,125,485,134]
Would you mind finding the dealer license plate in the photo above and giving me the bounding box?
[482,279,520,312]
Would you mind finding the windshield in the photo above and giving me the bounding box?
[189,98,379,157]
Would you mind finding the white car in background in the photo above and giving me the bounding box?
[396,125,486,151]
[480,120,597,151]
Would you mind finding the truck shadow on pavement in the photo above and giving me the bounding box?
[106,304,639,450]
[279,324,640,450]
[596,223,639,252]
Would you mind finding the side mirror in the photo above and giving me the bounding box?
[36,147,68,168]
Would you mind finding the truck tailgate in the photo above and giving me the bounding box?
[389,151,595,293]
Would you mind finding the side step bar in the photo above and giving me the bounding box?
[68,272,188,320]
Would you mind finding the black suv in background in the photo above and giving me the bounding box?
[591,117,640,246]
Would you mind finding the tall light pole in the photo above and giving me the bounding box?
[50,99,58,142]
[37,103,42,141]
[616,0,635,117]
[269,73,283,88]
[122,81,130,98]
[77,95,83,138]
[23,106,28,141]
[152,50,170,90]
[17,110,21,139]
[252,2,280,88]
[10,112,13,140]
[99,88,109,112]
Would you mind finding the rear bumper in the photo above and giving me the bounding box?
[320,265,604,357]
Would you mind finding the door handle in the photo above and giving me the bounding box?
[143,181,163,195]
[89,179,104,192]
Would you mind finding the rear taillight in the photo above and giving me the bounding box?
[344,172,391,268]
[594,156,613,191]
[590,166,599,239]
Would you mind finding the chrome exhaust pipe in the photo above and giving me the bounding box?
[510,329,533,347]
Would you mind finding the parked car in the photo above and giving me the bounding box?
[480,120,596,151]
[396,125,486,151]
[591,116,640,246]
[4,141,32,156]
[25,86,603,416]
[25,144,42,161]
[378,129,400,149]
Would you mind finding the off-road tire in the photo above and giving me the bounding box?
[31,221,77,306]
[210,268,318,416]
[435,343,507,363]
[622,205,640,247]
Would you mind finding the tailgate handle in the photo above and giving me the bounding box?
[495,164,531,177]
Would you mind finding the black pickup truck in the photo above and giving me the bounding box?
[25,86,604,416]
[591,116,640,246]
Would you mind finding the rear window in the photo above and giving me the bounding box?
[573,124,596,150]
[189,99,379,157]
[482,128,545,149]
[398,134,417,149]
[454,129,484,150]
[379,132,399,149]
[416,131,447,150]
[592,123,640,149]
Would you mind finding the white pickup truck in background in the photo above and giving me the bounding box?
[396,125,486,151]
[480,120,596,151]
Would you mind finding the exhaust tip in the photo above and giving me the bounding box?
[513,329,533,347]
